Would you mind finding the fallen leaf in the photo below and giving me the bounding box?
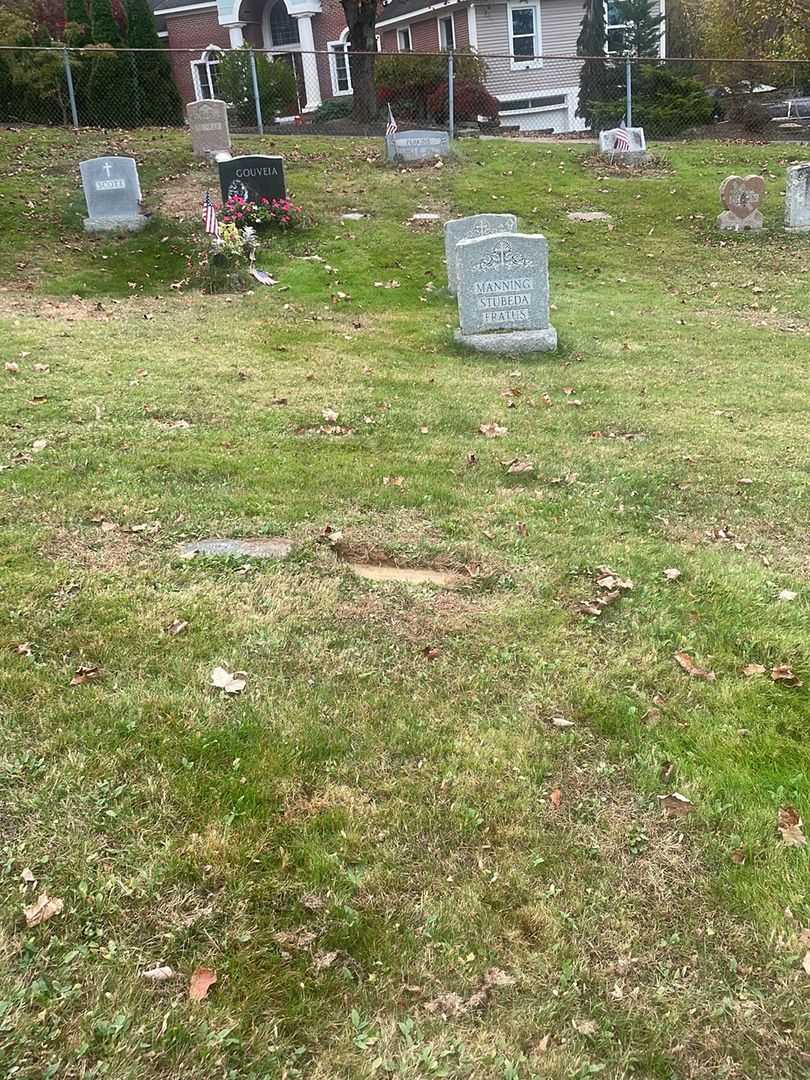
[5,361,19,373]
[211,666,246,695]
[658,792,695,817]
[383,475,405,487]
[478,422,507,438]
[423,646,440,660]
[549,716,575,729]
[534,1034,551,1054]
[572,1018,598,1036]
[24,892,64,927]
[465,452,479,466]
[318,523,343,546]
[189,967,217,1001]
[322,407,339,422]
[12,642,33,656]
[730,847,746,865]
[165,618,189,636]
[674,651,716,682]
[743,663,766,677]
[271,396,288,405]
[142,965,175,981]
[772,664,802,687]
[595,567,633,591]
[663,567,681,581]
[515,521,528,537]
[549,787,562,809]
[70,665,101,686]
[778,589,798,602]
[419,426,429,434]
[778,806,807,847]
[20,867,36,884]
[802,951,810,975]
[311,950,339,972]
[32,363,50,373]
[273,928,318,951]
[503,457,535,474]
[31,439,48,452]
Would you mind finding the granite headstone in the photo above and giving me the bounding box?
[785,162,810,232]
[454,232,557,354]
[218,155,286,204]
[385,130,451,164]
[187,99,231,159]
[717,174,764,232]
[444,213,517,294]
[598,126,649,164]
[79,156,145,233]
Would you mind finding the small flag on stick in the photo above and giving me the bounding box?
[613,125,631,151]
[202,190,219,236]
[386,103,398,136]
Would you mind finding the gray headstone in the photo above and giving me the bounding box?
[444,214,517,294]
[717,174,764,232]
[79,156,145,233]
[385,130,451,164]
[218,155,286,204]
[454,232,557,354]
[598,127,649,164]
[785,162,810,232]
[186,99,231,159]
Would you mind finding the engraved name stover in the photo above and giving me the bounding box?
[474,277,533,324]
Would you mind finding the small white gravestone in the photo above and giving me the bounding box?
[80,156,145,233]
[186,99,231,159]
[785,162,810,232]
[454,232,557,355]
[444,213,517,295]
[385,130,451,164]
[717,174,765,232]
[598,126,648,164]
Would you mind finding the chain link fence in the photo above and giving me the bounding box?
[2,45,810,143]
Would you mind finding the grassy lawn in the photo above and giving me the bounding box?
[2,127,810,1079]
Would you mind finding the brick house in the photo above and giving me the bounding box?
[152,0,665,132]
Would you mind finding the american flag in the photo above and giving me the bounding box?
[386,103,398,136]
[613,126,631,151]
[202,190,219,236]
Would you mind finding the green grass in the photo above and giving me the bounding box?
[2,127,810,1079]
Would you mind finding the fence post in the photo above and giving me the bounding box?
[63,47,79,130]
[447,51,454,142]
[249,48,264,135]
[625,55,632,128]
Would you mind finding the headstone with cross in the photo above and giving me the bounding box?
[444,214,518,294]
[785,162,810,232]
[454,232,557,354]
[79,156,146,233]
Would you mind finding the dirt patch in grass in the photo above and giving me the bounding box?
[695,308,810,335]
[336,588,501,646]
[582,151,674,177]
[158,166,215,222]
[42,525,158,572]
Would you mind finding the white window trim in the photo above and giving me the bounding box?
[437,13,454,50]
[498,91,569,116]
[508,1,542,71]
[397,26,412,51]
[604,0,665,57]
[328,34,353,96]
[190,45,222,101]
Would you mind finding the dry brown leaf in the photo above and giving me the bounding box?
[142,965,175,982]
[31,438,48,452]
[21,867,36,884]
[211,666,246,695]
[663,567,681,581]
[5,361,19,373]
[778,806,807,847]
[423,646,440,660]
[24,892,64,927]
[70,665,101,686]
[730,847,746,865]
[189,967,217,1002]
[165,618,189,636]
[32,363,50,373]
[549,716,575,729]
[382,475,405,487]
[534,1035,551,1054]
[802,951,810,975]
[465,451,478,467]
[778,589,798,602]
[674,651,716,682]
[771,664,802,688]
[311,950,339,972]
[658,792,695,817]
[743,663,766,677]
[322,407,339,422]
[478,422,507,438]
[572,1018,598,1036]
[549,787,562,810]
[12,642,33,656]
[595,567,634,591]
[504,457,535,475]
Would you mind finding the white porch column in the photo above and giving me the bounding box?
[223,22,246,46]
[293,14,322,111]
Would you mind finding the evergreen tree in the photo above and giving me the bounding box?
[125,0,181,123]
[610,0,664,56]
[576,0,611,126]
[86,0,135,126]
[64,0,90,45]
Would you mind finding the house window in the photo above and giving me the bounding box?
[606,1,628,54]
[499,94,566,113]
[397,27,412,51]
[191,47,222,100]
[439,15,454,50]
[268,0,300,47]
[508,3,541,69]
[329,41,352,95]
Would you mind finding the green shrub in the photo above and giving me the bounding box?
[588,64,715,136]
[313,95,354,122]
[375,49,486,122]
[218,48,298,125]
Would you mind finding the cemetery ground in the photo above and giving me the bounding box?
[2,127,810,1080]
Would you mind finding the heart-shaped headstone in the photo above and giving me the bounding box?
[720,174,765,218]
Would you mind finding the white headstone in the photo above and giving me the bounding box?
[454,232,557,354]
[785,162,810,232]
[444,213,517,294]
[79,156,145,233]
[598,127,648,164]
[186,99,231,159]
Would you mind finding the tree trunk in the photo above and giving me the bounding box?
[342,0,377,123]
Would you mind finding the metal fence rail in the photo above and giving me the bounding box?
[2,45,810,143]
